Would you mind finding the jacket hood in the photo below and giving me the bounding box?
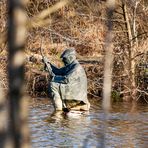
[61,48,76,65]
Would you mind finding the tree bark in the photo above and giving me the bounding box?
[7,0,30,147]
[0,85,8,148]
[103,0,115,111]
[122,1,136,100]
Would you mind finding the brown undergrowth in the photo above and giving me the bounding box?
[0,0,148,102]
[25,56,104,98]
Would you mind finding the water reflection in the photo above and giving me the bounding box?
[29,98,148,147]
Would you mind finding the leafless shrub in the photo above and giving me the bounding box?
[0,0,147,101]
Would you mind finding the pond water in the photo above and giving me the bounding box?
[29,98,148,148]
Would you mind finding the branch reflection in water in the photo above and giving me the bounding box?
[29,98,148,147]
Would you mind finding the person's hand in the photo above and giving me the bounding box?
[42,56,49,63]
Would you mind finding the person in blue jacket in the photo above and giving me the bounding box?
[43,48,90,112]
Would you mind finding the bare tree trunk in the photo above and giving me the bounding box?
[103,0,115,111]
[7,0,30,148]
[100,2,115,147]
[122,1,136,100]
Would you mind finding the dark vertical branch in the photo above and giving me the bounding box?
[122,1,133,47]
[7,0,29,147]
[0,85,8,148]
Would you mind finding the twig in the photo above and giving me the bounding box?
[135,88,148,103]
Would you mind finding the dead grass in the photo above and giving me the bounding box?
[0,0,147,100]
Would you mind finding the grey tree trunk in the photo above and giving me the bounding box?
[102,0,115,111]
[122,1,137,100]
[7,0,30,148]
[100,1,115,148]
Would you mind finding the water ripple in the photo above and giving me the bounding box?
[29,98,148,147]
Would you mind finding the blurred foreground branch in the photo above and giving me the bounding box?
[0,84,8,147]
[28,0,70,28]
[7,0,30,147]
[0,0,70,47]
[102,0,115,111]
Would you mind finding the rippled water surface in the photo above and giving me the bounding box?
[29,98,148,148]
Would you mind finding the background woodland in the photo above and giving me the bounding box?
[0,0,148,102]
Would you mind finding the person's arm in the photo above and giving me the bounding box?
[50,63,66,76]
[65,63,79,83]
[43,60,69,83]
[53,63,79,84]
[42,57,55,77]
[42,56,65,75]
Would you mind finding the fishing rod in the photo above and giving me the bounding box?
[40,36,69,112]
[40,37,44,58]
[40,37,53,76]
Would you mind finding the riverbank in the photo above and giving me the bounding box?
[0,0,147,102]
[0,53,147,103]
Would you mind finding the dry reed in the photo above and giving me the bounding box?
[0,0,147,101]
